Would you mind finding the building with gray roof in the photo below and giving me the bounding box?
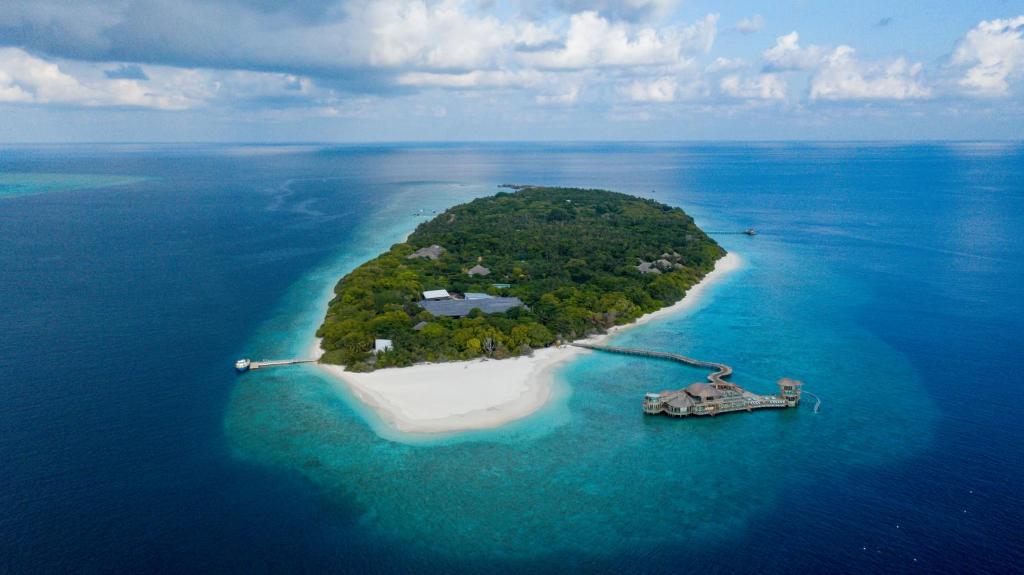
[419,296,525,317]
[407,244,446,260]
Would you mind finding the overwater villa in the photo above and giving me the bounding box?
[643,378,802,417]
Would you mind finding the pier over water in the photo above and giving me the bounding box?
[571,342,808,418]
[571,342,734,387]
[250,359,316,370]
[235,358,316,373]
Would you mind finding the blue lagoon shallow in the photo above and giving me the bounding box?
[1,143,1021,573]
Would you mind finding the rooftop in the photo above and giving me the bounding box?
[422,289,451,300]
[419,296,525,317]
[685,382,723,399]
[407,244,446,260]
[666,394,695,409]
[635,261,661,275]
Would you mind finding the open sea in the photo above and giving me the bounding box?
[1,143,1022,573]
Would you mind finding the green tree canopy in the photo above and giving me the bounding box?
[316,186,725,371]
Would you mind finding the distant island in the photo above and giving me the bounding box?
[316,186,725,372]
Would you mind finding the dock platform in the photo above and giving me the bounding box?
[571,342,805,418]
[236,358,317,372]
[250,359,316,370]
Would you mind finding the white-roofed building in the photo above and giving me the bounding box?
[374,339,393,354]
[422,289,451,300]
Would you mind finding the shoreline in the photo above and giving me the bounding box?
[310,251,742,435]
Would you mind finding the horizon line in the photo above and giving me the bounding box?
[1,139,1022,146]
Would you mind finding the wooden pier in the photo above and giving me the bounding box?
[571,342,809,418]
[570,343,734,387]
[248,359,316,370]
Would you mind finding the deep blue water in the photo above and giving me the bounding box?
[1,143,1021,573]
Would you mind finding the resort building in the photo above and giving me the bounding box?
[643,379,801,417]
[419,296,525,318]
[407,245,446,260]
[374,339,394,354]
[464,292,492,300]
[467,264,491,276]
[635,261,661,274]
[422,289,452,300]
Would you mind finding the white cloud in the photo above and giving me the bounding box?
[0,47,198,109]
[0,47,345,111]
[514,21,561,49]
[951,16,1024,96]
[622,77,677,102]
[6,1,1009,121]
[396,70,541,89]
[762,31,823,71]
[0,48,93,104]
[810,46,930,100]
[535,83,581,105]
[706,57,746,73]
[720,73,786,100]
[522,12,718,69]
[734,15,764,34]
[357,0,512,69]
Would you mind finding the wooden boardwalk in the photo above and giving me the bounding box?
[572,342,817,417]
[249,359,317,370]
[570,342,734,387]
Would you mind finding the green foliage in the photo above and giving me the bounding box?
[317,186,725,370]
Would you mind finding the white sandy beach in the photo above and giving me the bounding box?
[312,251,742,434]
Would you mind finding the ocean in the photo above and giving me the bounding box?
[1,143,1021,573]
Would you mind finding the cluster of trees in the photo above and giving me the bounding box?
[316,186,725,371]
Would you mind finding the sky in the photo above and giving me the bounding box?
[0,0,1022,142]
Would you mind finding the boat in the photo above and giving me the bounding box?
[744,228,757,236]
[235,358,251,372]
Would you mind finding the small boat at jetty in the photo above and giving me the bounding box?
[235,358,251,372]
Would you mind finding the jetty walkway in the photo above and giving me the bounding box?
[571,342,814,418]
[570,342,734,387]
[249,359,316,370]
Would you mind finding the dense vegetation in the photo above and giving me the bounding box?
[316,186,725,371]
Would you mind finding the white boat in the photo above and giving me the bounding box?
[235,358,251,372]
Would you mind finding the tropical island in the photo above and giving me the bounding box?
[315,186,725,372]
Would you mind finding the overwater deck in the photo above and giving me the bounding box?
[571,342,804,418]
[235,356,315,368]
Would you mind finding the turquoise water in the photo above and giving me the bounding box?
[3,143,1021,572]
[225,178,936,563]
[0,172,146,198]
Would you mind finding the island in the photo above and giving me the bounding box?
[311,186,739,433]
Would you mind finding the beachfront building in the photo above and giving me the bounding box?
[374,339,393,354]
